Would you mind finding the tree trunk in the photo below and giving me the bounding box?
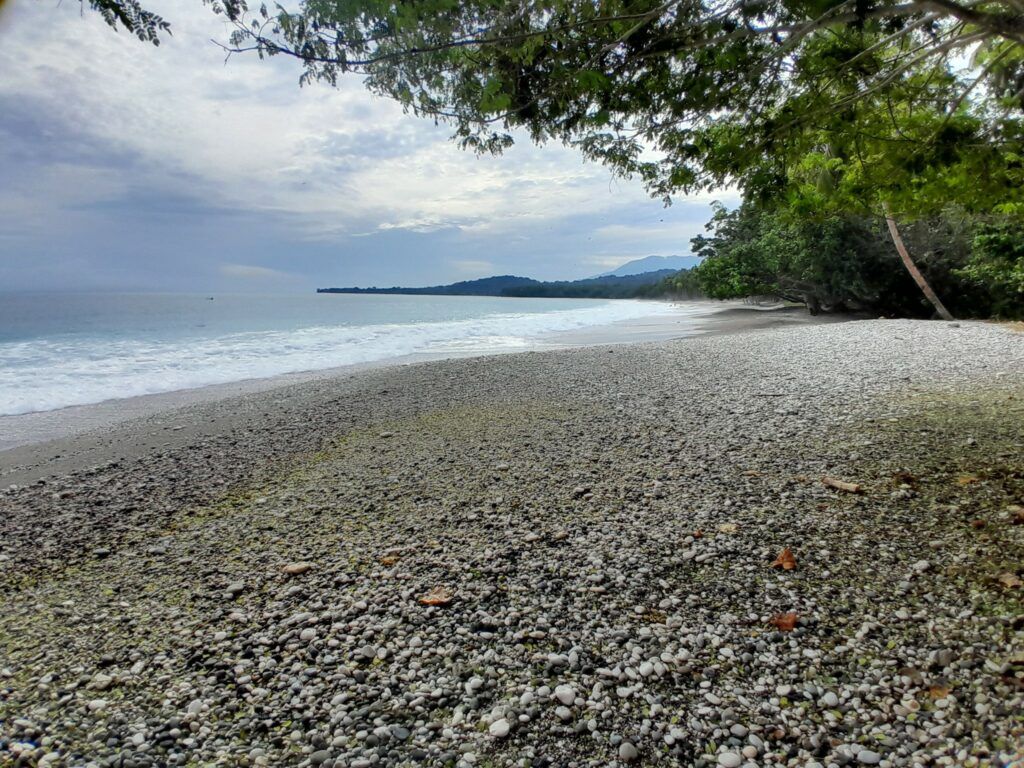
[882,202,955,321]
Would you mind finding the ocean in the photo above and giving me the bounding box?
[0,292,687,416]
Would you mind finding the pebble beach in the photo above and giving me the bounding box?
[1,318,1022,768]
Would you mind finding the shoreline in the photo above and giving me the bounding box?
[0,303,844,482]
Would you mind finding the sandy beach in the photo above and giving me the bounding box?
[1,317,1021,767]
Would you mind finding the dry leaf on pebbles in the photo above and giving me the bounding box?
[770,547,797,570]
[770,613,798,631]
[892,471,918,487]
[1009,505,1024,525]
[419,586,454,606]
[997,572,1022,589]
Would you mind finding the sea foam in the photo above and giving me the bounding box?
[0,299,678,415]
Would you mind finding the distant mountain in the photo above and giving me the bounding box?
[596,255,702,278]
[317,270,679,299]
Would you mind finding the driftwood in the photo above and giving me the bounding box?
[821,476,864,494]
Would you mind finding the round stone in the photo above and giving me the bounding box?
[717,752,743,768]
[488,719,510,738]
[554,684,576,705]
[618,742,639,762]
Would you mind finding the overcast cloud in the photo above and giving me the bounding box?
[0,1,737,292]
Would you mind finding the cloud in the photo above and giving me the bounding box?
[0,1,735,291]
[377,219,461,234]
[220,263,298,281]
[585,255,643,270]
[592,221,707,248]
[449,260,495,276]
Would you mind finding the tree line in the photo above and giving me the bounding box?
[683,203,1024,317]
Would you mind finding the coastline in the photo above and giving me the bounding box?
[0,302,844,480]
[1,318,1021,767]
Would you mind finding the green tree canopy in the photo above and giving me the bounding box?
[87,0,1023,217]
[207,0,1024,215]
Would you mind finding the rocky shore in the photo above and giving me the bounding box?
[1,320,1022,768]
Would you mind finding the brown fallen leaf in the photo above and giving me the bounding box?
[380,555,399,566]
[1010,505,1024,525]
[692,529,703,539]
[770,547,797,570]
[821,476,863,494]
[770,613,798,631]
[419,586,454,606]
[956,474,980,485]
[718,523,738,534]
[997,572,1022,589]
[970,519,987,529]
[742,470,763,477]
[281,562,313,576]
[928,684,951,699]
[893,471,918,487]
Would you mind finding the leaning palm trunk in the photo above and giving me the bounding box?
[882,202,955,321]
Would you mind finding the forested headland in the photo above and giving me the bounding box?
[318,270,688,299]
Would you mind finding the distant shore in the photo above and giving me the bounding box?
[1,319,1021,767]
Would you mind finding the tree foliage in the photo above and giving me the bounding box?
[691,201,1024,317]
[195,0,1023,216]
[85,1,1024,208]
[956,221,1024,315]
[82,0,170,44]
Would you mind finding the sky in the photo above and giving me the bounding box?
[0,1,737,293]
